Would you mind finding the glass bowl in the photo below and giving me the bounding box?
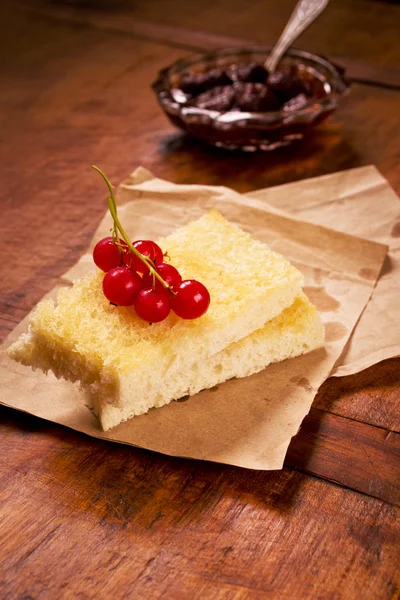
[152,46,350,151]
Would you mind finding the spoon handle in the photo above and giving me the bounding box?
[264,0,329,72]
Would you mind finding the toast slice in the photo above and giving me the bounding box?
[7,210,305,429]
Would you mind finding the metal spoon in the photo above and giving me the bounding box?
[264,0,329,72]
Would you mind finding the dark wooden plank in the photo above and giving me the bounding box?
[103,0,400,73]
[17,0,400,89]
[315,358,400,432]
[334,57,400,91]
[0,407,399,600]
[286,408,400,506]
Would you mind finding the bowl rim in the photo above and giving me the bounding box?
[152,45,350,122]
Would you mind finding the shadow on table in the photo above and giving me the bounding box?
[155,127,362,192]
[313,355,400,429]
[285,356,400,507]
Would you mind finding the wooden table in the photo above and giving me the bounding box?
[1,2,399,598]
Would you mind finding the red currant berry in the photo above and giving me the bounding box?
[93,237,126,272]
[142,263,182,292]
[134,287,171,323]
[147,241,164,266]
[171,280,210,319]
[102,266,143,306]
[123,240,154,274]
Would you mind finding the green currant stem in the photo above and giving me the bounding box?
[92,165,171,291]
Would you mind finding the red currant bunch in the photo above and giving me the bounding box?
[92,166,210,324]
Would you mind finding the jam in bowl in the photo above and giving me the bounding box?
[152,46,350,151]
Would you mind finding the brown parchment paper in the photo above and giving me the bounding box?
[248,165,400,376]
[0,167,392,470]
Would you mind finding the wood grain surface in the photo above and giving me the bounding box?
[1,1,400,598]
[1,407,400,600]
